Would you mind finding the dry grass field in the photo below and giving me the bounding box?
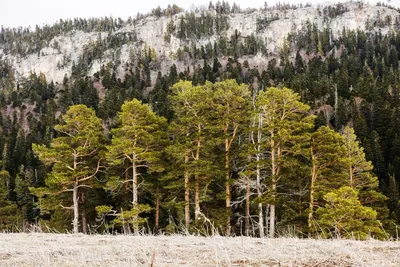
[0,233,399,266]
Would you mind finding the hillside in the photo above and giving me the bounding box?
[0,2,398,83]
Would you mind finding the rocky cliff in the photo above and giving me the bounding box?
[0,1,398,84]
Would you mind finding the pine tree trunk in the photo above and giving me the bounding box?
[195,176,200,221]
[257,158,264,237]
[224,122,239,237]
[269,204,275,238]
[269,133,276,238]
[132,154,139,235]
[194,134,201,222]
[245,181,250,236]
[308,146,316,237]
[265,204,270,236]
[155,186,160,234]
[349,165,354,188]
[73,182,79,234]
[256,113,264,238]
[225,142,231,236]
[184,153,190,230]
[132,155,138,205]
[298,184,303,231]
[258,203,264,237]
[80,192,87,234]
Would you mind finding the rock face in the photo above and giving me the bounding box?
[1,2,399,83]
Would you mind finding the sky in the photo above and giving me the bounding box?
[1,0,398,29]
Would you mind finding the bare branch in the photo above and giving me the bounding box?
[78,158,103,183]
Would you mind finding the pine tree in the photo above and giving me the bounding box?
[316,186,386,239]
[236,86,263,237]
[257,87,314,237]
[106,99,167,233]
[308,126,347,236]
[168,81,215,227]
[32,105,105,234]
[342,126,387,215]
[210,80,251,235]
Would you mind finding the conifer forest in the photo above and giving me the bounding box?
[2,1,400,240]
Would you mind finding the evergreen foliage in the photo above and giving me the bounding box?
[0,170,22,231]
[105,99,167,233]
[31,105,105,233]
[316,186,385,240]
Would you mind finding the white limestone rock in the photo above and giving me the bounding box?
[1,2,399,83]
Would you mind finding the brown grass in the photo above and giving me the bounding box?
[0,233,399,266]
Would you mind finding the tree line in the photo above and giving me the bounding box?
[0,80,385,239]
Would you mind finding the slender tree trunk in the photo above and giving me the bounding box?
[269,132,276,238]
[194,134,201,222]
[308,145,316,237]
[224,123,239,236]
[132,154,139,235]
[269,200,275,238]
[80,192,87,234]
[349,166,353,188]
[256,113,264,238]
[81,209,87,234]
[184,153,190,230]
[245,120,253,237]
[132,155,138,205]
[258,202,264,237]
[298,184,303,231]
[265,204,270,236]
[225,141,231,236]
[257,157,264,237]
[195,177,200,221]
[73,182,79,234]
[245,180,250,236]
[349,163,353,188]
[155,186,160,234]
[298,184,302,216]
[256,131,263,237]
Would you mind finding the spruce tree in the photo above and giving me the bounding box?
[0,170,21,231]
